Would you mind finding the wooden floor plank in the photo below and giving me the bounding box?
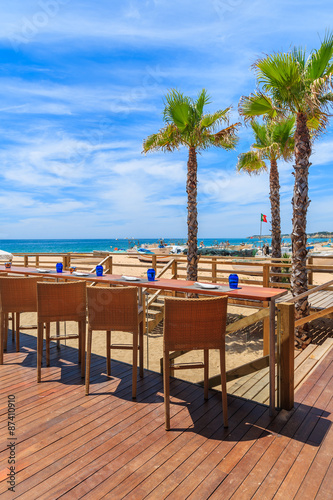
[315,458,333,499]
[192,348,333,500]
[272,389,333,500]
[293,397,333,500]
[0,332,332,499]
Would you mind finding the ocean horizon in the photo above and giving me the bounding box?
[0,237,328,254]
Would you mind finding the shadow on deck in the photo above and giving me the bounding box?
[0,332,332,499]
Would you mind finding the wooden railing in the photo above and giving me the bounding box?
[146,258,177,308]
[11,252,333,292]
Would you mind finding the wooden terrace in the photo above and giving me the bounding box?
[0,331,332,499]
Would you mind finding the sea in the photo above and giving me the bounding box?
[0,237,327,254]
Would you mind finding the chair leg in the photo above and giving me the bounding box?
[204,349,209,400]
[220,348,228,428]
[132,327,138,399]
[12,312,15,341]
[80,320,85,378]
[85,327,92,396]
[56,321,60,349]
[15,313,20,352]
[139,319,144,378]
[0,312,4,364]
[46,323,50,367]
[106,331,111,376]
[4,314,8,352]
[37,322,43,382]
[163,348,171,430]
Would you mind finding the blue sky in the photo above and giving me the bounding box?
[0,0,332,239]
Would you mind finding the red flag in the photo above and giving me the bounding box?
[261,214,267,223]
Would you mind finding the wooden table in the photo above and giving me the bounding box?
[0,265,287,414]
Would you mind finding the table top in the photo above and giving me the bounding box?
[0,265,288,302]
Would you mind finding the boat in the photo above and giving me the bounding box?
[0,249,13,261]
[137,254,172,264]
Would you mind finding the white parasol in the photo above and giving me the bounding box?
[0,249,13,261]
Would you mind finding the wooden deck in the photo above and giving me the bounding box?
[227,338,333,405]
[0,332,332,499]
[279,290,333,310]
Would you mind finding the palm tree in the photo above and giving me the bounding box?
[237,117,295,281]
[143,89,239,281]
[239,33,333,346]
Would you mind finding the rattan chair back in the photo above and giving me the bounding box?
[0,276,39,313]
[163,295,228,351]
[37,281,86,323]
[87,286,139,332]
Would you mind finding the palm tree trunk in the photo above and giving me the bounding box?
[270,157,281,282]
[292,112,311,347]
[186,146,198,281]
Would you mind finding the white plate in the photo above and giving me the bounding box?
[36,269,52,273]
[194,282,219,289]
[122,275,140,281]
[73,271,90,276]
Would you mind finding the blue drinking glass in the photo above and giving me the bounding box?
[56,263,63,273]
[96,265,103,276]
[147,268,155,281]
[229,273,239,289]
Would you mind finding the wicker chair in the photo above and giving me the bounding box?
[163,295,228,430]
[85,286,144,399]
[37,281,86,382]
[0,276,39,364]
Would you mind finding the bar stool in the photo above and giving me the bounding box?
[37,281,86,382]
[85,286,144,399]
[0,276,39,364]
[163,295,229,430]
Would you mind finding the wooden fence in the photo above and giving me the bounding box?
[11,252,333,289]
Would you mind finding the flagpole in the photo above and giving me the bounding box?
[260,215,262,243]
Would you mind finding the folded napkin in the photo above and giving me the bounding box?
[73,271,90,276]
[194,282,219,289]
[36,269,52,273]
[121,275,140,281]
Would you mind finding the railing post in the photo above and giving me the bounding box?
[212,257,217,283]
[62,255,67,270]
[152,254,157,272]
[277,302,295,410]
[308,255,313,286]
[24,255,28,267]
[107,255,113,274]
[262,264,271,355]
[35,255,39,267]
[172,259,178,279]
[263,301,270,356]
[263,263,270,287]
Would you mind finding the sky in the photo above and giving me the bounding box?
[0,0,333,240]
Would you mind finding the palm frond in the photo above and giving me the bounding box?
[237,151,267,174]
[200,107,231,130]
[211,122,239,149]
[306,31,333,81]
[195,88,211,118]
[292,47,306,69]
[142,124,183,153]
[163,89,191,126]
[270,116,295,160]
[255,52,302,90]
[239,93,279,121]
[251,121,270,147]
[306,112,329,137]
